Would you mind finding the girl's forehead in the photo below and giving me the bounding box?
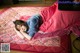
[17,25,22,26]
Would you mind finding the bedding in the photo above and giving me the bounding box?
[0,2,80,53]
[39,2,80,33]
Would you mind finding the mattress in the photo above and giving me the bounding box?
[0,3,75,53]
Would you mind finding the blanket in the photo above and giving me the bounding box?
[39,2,80,36]
[0,6,64,53]
[1,2,80,53]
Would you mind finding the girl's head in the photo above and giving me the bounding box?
[13,20,28,32]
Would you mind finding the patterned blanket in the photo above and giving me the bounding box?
[0,7,71,53]
[0,7,60,47]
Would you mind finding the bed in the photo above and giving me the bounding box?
[0,2,80,53]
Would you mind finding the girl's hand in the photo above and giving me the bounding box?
[14,28,25,39]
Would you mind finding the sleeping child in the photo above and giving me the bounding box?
[13,2,57,40]
[13,14,43,40]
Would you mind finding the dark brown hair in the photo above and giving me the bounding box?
[13,20,28,31]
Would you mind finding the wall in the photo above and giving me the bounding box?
[0,0,13,5]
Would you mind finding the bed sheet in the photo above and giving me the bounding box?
[10,30,71,53]
[40,2,80,34]
[0,5,72,53]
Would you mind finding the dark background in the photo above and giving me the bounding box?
[58,0,80,11]
[0,0,19,6]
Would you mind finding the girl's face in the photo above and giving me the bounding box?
[17,25,27,32]
[21,25,27,31]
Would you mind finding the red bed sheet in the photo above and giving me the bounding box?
[10,30,71,53]
[0,2,80,53]
[39,2,80,34]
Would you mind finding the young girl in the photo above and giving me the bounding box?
[13,14,43,40]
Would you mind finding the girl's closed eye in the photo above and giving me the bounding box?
[21,25,27,31]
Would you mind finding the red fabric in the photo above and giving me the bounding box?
[39,2,80,33]
[40,3,57,22]
[20,16,31,22]
[10,30,71,53]
[14,2,80,53]
[0,8,9,14]
[0,3,72,53]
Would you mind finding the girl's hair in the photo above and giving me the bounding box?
[13,20,28,31]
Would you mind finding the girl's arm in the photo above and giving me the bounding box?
[20,30,31,40]
[14,28,25,39]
